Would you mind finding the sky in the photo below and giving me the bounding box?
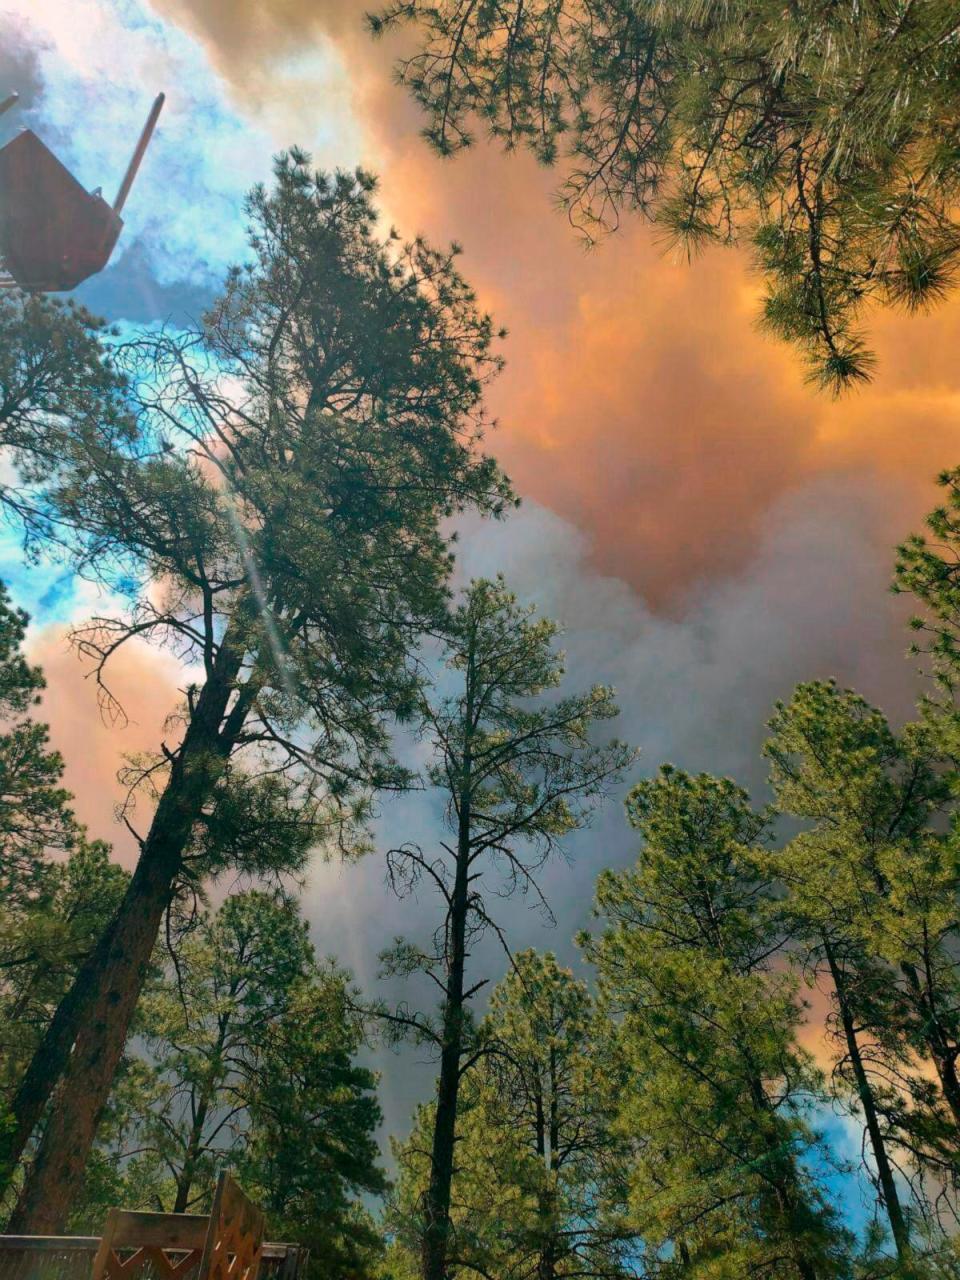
[3,0,960,1223]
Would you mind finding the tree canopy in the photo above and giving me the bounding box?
[372,0,960,391]
[4,152,514,1231]
[76,892,386,1279]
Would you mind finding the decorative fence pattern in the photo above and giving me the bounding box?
[0,1177,307,1280]
[0,1238,305,1280]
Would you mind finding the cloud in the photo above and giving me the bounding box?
[0,0,363,321]
[302,476,921,1138]
[0,13,46,120]
[131,0,960,614]
[26,624,182,865]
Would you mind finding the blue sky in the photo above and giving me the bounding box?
[0,0,362,627]
[1,0,363,317]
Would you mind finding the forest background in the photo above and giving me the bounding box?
[2,0,960,1273]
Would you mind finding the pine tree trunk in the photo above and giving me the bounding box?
[0,922,116,1197]
[7,638,248,1232]
[422,685,473,1280]
[536,1046,559,1280]
[934,1047,960,1131]
[824,941,911,1260]
[900,959,960,1134]
[536,1229,557,1280]
[421,830,469,1280]
[9,824,185,1231]
[173,1092,213,1214]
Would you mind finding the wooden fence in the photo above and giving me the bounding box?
[0,1239,306,1280]
[0,1177,308,1280]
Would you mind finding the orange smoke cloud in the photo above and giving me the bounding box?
[27,625,182,866]
[22,0,955,898]
[148,0,960,607]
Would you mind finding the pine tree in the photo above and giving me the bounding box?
[378,577,634,1280]
[764,680,960,1251]
[3,153,513,1229]
[582,766,852,1279]
[73,893,386,1278]
[372,0,960,390]
[389,950,632,1280]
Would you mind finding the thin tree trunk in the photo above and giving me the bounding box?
[422,661,474,1280]
[933,1044,960,1131]
[173,1002,233,1215]
[824,941,911,1260]
[536,1225,557,1280]
[7,638,249,1232]
[422,829,469,1280]
[173,1092,213,1214]
[422,837,469,1280]
[536,1044,559,1280]
[900,958,960,1134]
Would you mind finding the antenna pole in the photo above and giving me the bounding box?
[113,92,165,214]
[0,93,19,119]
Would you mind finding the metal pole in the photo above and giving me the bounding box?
[0,93,19,119]
[113,92,165,214]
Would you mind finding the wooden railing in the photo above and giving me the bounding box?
[0,1177,308,1280]
[0,1241,306,1280]
[0,1239,306,1280]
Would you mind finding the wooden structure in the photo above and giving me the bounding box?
[0,92,164,291]
[0,1175,307,1280]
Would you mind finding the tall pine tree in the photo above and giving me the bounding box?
[379,577,633,1280]
[4,154,512,1229]
[583,767,851,1278]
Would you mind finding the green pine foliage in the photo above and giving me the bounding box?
[582,767,852,1278]
[372,0,960,390]
[388,950,631,1280]
[74,892,386,1279]
[0,292,134,539]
